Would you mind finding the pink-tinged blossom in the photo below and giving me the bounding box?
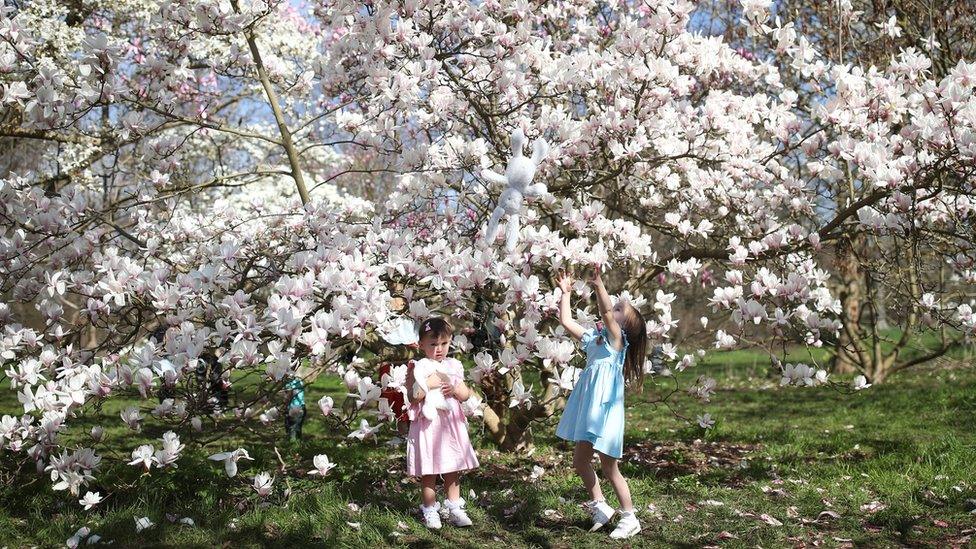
[128,444,156,471]
[252,472,274,497]
[208,449,253,478]
[308,454,336,476]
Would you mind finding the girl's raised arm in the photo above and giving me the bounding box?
[557,272,586,340]
[589,267,623,351]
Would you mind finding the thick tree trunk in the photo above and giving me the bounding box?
[481,368,562,451]
[832,236,862,374]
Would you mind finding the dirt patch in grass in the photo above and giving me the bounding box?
[622,439,759,479]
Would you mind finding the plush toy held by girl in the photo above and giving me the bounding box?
[406,317,480,529]
[555,267,648,539]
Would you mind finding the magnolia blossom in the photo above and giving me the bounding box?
[469,352,496,385]
[258,408,280,425]
[556,367,582,392]
[128,445,156,471]
[208,449,253,478]
[343,369,361,392]
[375,398,395,422]
[509,380,533,409]
[461,392,485,418]
[348,419,380,442]
[714,330,737,349]
[349,377,381,409]
[780,364,823,387]
[853,376,872,391]
[697,413,716,429]
[134,516,154,533]
[66,527,91,549]
[380,364,408,392]
[307,454,336,476]
[79,491,102,510]
[252,472,274,497]
[318,396,334,417]
[876,14,903,38]
[120,407,142,431]
[958,304,975,332]
[690,377,717,402]
[45,448,100,495]
[154,431,184,468]
[380,317,418,345]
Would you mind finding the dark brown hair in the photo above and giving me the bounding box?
[620,303,648,393]
[418,317,453,340]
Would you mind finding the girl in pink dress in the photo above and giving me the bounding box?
[406,317,480,529]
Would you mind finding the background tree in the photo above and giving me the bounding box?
[686,0,976,381]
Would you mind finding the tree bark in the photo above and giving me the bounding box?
[231,0,311,206]
[832,235,861,374]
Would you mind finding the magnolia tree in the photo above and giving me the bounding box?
[1,0,975,515]
[696,0,976,381]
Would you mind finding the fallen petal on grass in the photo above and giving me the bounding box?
[860,501,887,514]
[817,510,842,521]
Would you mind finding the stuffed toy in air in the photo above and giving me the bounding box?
[481,127,550,252]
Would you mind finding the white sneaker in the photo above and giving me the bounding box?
[585,500,616,532]
[420,502,442,529]
[443,498,473,527]
[609,510,641,539]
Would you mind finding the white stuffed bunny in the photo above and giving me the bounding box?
[412,358,451,420]
[481,127,550,251]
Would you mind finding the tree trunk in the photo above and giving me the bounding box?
[832,236,862,374]
[480,368,562,451]
[874,282,890,330]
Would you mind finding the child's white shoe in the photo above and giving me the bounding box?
[609,510,641,539]
[442,498,473,527]
[585,500,616,532]
[420,502,442,529]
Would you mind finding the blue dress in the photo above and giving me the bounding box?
[556,327,628,459]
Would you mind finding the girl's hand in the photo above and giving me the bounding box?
[446,381,472,401]
[425,373,443,389]
[587,264,603,286]
[557,270,586,340]
[556,271,573,294]
[440,383,456,399]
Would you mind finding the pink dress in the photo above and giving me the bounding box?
[406,357,480,477]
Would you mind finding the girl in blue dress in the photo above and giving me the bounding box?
[555,266,648,539]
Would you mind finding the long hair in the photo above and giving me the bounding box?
[619,303,648,393]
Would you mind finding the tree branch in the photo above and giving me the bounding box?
[231,0,311,206]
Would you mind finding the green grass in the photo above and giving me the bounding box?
[1,352,975,547]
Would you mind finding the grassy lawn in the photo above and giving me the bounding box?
[1,350,974,547]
